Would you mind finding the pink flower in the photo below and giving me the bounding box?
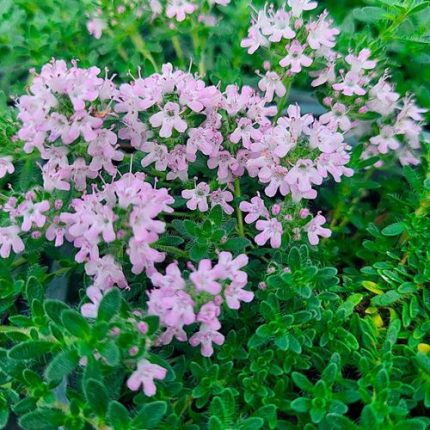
[288,0,318,17]
[81,286,103,318]
[310,62,337,87]
[127,359,167,396]
[190,259,222,295]
[306,12,339,50]
[259,165,290,197]
[0,157,14,178]
[262,8,296,42]
[316,151,353,182]
[214,252,248,284]
[255,218,283,248]
[367,76,400,116]
[86,17,107,39]
[141,142,169,171]
[150,262,185,290]
[196,302,221,330]
[161,290,196,327]
[345,49,376,73]
[224,282,254,309]
[279,40,313,74]
[230,118,262,148]
[0,226,25,258]
[286,159,323,192]
[127,238,165,275]
[182,182,210,212]
[85,255,128,290]
[166,0,196,22]
[319,103,351,132]
[207,151,238,184]
[305,212,331,245]
[370,126,400,154]
[278,104,314,141]
[18,199,50,232]
[149,102,187,138]
[209,189,234,215]
[332,72,366,96]
[239,194,269,224]
[241,12,270,54]
[189,324,225,357]
[258,71,286,102]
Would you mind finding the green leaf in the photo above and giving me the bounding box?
[290,397,309,413]
[108,401,131,430]
[240,417,264,430]
[353,7,387,23]
[0,406,8,429]
[132,401,167,429]
[97,289,121,322]
[61,309,91,338]
[382,222,406,236]
[85,379,109,416]
[288,247,301,271]
[9,340,53,360]
[189,243,209,261]
[45,349,79,381]
[223,237,251,252]
[292,372,314,392]
[372,290,401,306]
[19,408,66,430]
[209,204,223,225]
[99,341,120,366]
[44,299,70,325]
[408,2,430,15]
[208,416,224,430]
[25,276,44,304]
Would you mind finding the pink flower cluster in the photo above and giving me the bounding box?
[246,104,353,201]
[86,0,231,40]
[243,2,426,165]
[147,252,253,356]
[239,193,331,248]
[182,182,234,214]
[242,2,339,77]
[16,60,282,187]
[319,53,426,166]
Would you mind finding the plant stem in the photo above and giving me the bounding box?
[234,178,245,237]
[275,77,293,121]
[129,31,159,72]
[172,36,185,68]
[152,244,188,259]
[191,29,205,75]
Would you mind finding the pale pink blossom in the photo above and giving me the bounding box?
[149,102,187,138]
[0,157,15,178]
[258,71,286,102]
[209,189,234,215]
[190,259,222,295]
[239,194,269,224]
[279,40,313,74]
[0,226,25,258]
[288,0,318,17]
[255,218,283,248]
[189,324,225,357]
[166,0,196,22]
[305,212,331,245]
[182,182,210,212]
[127,359,167,396]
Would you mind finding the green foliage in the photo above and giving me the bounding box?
[0,1,429,429]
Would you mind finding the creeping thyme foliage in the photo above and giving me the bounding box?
[0,0,429,429]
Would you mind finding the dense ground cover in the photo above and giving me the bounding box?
[0,1,429,429]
